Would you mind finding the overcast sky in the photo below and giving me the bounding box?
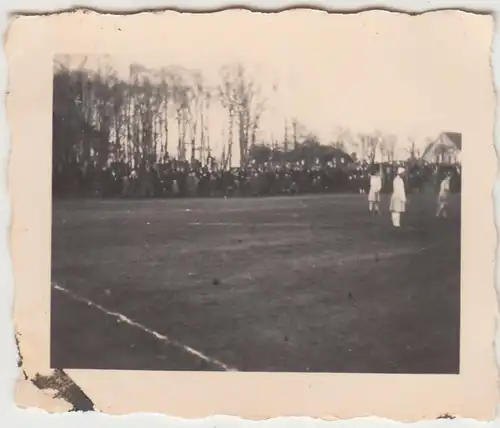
[59,10,491,164]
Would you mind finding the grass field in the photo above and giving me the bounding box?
[50,192,461,374]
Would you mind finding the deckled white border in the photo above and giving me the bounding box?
[1,0,499,427]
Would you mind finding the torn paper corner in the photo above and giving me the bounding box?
[15,376,73,413]
[15,331,96,412]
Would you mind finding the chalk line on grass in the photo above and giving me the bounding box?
[188,221,311,227]
[52,283,236,372]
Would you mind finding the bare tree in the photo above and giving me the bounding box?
[218,63,267,167]
[220,128,227,168]
[183,71,205,163]
[250,99,266,152]
[154,67,173,160]
[283,119,289,153]
[199,86,210,164]
[291,117,302,150]
[170,72,191,161]
[358,133,379,162]
[218,69,236,168]
[380,133,397,162]
[333,126,357,154]
[406,138,421,161]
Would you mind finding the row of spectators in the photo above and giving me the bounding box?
[53,159,461,199]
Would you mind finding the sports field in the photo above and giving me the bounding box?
[50,192,460,374]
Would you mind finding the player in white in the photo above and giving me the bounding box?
[436,171,452,218]
[368,168,382,215]
[389,167,406,228]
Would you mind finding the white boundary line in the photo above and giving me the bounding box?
[52,283,236,372]
[188,222,310,227]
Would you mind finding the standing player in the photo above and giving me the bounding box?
[390,167,406,228]
[368,167,382,215]
[436,171,452,218]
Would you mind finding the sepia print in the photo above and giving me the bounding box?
[51,53,461,374]
[7,9,497,419]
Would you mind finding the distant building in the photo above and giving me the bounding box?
[421,132,462,164]
[321,147,354,166]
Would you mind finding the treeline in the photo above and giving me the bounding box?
[53,57,441,182]
[53,58,273,174]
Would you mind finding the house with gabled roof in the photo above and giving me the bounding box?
[421,132,462,164]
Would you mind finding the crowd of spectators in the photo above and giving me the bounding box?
[53,157,461,199]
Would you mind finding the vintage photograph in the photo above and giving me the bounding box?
[8,9,497,418]
[50,54,461,373]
